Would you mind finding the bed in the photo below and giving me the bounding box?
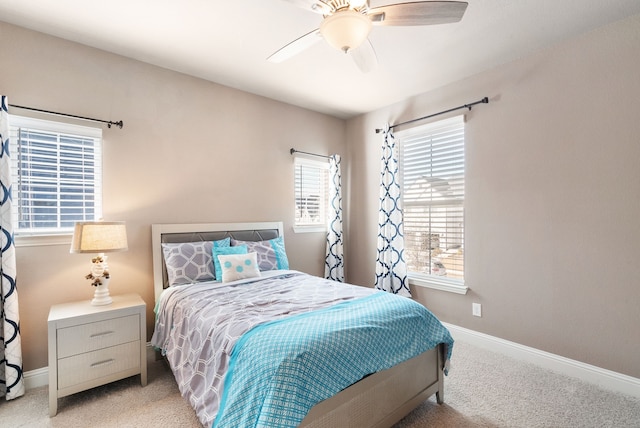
[150,221,453,428]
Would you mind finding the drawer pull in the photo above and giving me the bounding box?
[90,331,114,339]
[90,359,115,368]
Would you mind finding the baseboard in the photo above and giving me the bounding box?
[24,366,48,390]
[443,322,640,399]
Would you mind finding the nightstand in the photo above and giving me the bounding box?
[48,293,147,416]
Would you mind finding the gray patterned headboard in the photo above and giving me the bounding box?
[151,222,284,302]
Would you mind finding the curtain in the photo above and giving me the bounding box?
[325,154,344,282]
[374,125,410,296]
[0,96,24,400]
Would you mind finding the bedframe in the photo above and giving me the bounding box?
[151,221,448,428]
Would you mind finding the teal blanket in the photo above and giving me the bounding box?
[214,291,453,428]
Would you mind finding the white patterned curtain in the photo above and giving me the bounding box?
[325,154,344,282]
[374,125,410,296]
[0,96,24,400]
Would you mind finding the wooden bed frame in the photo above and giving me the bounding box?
[151,221,445,428]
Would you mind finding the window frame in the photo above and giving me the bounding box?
[9,115,103,246]
[397,115,468,294]
[293,155,329,234]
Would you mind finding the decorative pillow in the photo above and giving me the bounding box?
[218,252,260,283]
[212,245,248,280]
[213,238,231,248]
[162,238,230,286]
[231,236,289,271]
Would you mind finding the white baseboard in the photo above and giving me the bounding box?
[443,322,640,399]
[24,366,48,390]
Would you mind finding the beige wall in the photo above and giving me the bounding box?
[345,14,640,378]
[0,21,345,371]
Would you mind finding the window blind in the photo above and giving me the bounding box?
[400,116,464,281]
[294,156,329,228]
[9,116,102,235]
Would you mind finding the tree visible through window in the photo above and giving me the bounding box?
[399,116,465,283]
[9,116,103,235]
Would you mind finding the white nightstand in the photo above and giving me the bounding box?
[48,293,147,416]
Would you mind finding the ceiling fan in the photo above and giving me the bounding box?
[268,0,468,73]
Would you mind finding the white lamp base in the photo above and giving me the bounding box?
[91,278,113,306]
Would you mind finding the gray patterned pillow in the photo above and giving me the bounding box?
[162,238,230,286]
[230,236,289,272]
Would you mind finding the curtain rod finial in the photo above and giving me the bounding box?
[290,148,296,155]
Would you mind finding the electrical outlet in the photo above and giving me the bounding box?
[472,303,482,317]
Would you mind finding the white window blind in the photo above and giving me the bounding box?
[294,156,329,230]
[9,116,103,235]
[399,115,465,283]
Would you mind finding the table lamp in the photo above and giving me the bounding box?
[70,221,128,306]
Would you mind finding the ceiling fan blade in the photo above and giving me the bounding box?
[368,1,468,26]
[350,39,378,73]
[267,29,323,63]
[279,0,332,14]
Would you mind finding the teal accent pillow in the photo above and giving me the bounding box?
[212,245,248,280]
[269,236,289,270]
[214,237,231,248]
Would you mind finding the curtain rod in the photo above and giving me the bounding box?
[290,148,331,159]
[375,97,489,134]
[9,104,124,129]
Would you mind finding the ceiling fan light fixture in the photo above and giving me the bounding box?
[320,10,372,53]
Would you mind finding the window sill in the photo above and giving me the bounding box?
[15,233,72,248]
[408,274,468,295]
[293,226,327,234]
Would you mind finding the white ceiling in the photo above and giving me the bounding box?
[2,0,640,119]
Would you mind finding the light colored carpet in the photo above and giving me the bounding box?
[1,341,638,427]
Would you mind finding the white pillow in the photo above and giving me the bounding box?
[217,252,260,283]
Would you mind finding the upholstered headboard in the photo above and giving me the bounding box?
[151,222,284,302]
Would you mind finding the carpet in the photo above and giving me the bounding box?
[1,341,638,427]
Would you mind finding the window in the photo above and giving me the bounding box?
[398,115,466,293]
[293,156,329,232]
[9,116,103,237]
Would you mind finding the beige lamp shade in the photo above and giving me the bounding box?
[70,221,128,253]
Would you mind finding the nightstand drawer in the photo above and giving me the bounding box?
[57,341,141,390]
[57,314,140,358]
